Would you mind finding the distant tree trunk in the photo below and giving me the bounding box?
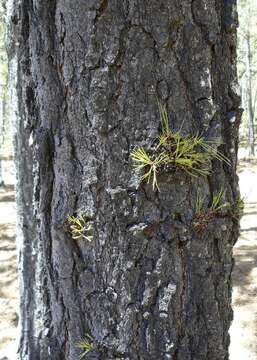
[245,29,255,156]
[0,160,3,186]
[0,87,5,186]
[9,1,241,359]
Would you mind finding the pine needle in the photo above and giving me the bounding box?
[75,334,95,359]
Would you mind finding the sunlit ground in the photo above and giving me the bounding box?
[0,159,256,359]
[0,161,18,360]
[229,159,257,360]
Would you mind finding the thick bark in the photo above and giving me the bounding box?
[245,30,255,156]
[9,0,241,359]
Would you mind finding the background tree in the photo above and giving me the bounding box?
[0,0,9,185]
[8,1,241,359]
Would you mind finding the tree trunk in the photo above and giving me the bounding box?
[0,86,4,186]
[9,1,241,359]
[0,160,3,186]
[245,29,255,156]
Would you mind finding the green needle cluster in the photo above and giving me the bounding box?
[67,213,93,242]
[131,104,230,191]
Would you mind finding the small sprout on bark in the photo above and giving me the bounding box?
[75,334,95,359]
[67,213,93,241]
[193,189,230,233]
[131,103,230,191]
[230,196,245,219]
[236,196,244,214]
[195,192,205,215]
[210,189,230,212]
[158,100,170,135]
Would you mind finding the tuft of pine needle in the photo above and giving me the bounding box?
[195,191,205,215]
[67,213,93,241]
[131,147,168,191]
[75,334,95,359]
[210,189,230,212]
[193,188,231,233]
[131,103,231,191]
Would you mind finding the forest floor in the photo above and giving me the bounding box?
[0,184,18,360]
[229,159,257,360]
[0,160,256,360]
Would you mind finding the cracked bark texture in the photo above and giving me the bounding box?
[9,0,241,359]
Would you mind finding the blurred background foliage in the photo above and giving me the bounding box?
[238,0,257,157]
